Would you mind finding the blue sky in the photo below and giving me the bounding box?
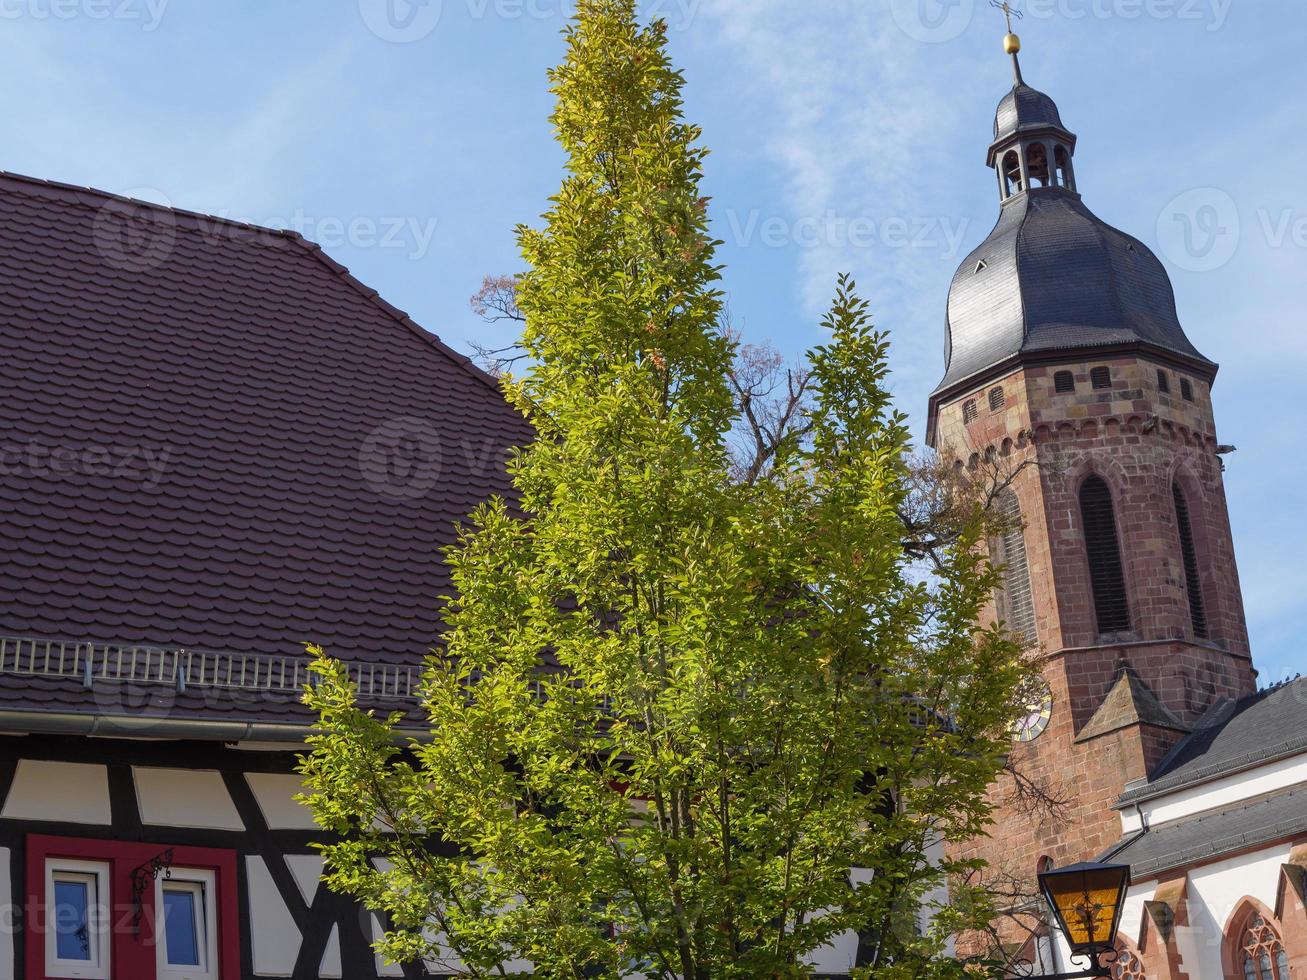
[1,0,1301,682]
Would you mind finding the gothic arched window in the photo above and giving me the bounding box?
[1080,476,1131,634]
[1172,482,1208,639]
[993,490,1037,648]
[1235,913,1290,980]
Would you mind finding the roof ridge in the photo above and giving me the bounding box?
[0,169,305,245]
[286,235,509,398]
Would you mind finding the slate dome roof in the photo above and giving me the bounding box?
[994,82,1066,140]
[936,189,1215,394]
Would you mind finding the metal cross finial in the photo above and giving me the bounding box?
[990,0,1023,33]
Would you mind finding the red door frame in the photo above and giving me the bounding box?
[25,835,239,980]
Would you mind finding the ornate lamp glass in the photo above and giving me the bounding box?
[1039,862,1131,960]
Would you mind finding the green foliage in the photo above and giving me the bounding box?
[301,2,1026,976]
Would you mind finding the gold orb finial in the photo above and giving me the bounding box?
[1003,32,1022,55]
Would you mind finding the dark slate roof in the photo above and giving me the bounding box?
[1101,784,1307,879]
[1117,678,1307,806]
[994,82,1066,141]
[935,187,1216,394]
[0,172,530,730]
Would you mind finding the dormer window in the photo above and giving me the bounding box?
[975,260,988,274]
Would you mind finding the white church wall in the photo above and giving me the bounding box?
[1119,751,1307,834]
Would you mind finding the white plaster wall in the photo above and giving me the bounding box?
[284,853,324,906]
[0,760,110,824]
[245,773,321,831]
[319,925,342,979]
[1120,752,1307,834]
[134,767,244,830]
[246,855,302,977]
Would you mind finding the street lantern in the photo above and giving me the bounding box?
[1037,861,1132,978]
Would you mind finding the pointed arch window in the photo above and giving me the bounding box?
[993,489,1037,647]
[1080,476,1131,634]
[1235,913,1290,979]
[1172,482,1208,639]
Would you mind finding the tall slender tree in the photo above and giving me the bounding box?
[301,2,1028,976]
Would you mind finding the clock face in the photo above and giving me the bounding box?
[1012,680,1054,743]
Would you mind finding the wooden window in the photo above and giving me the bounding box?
[963,399,978,424]
[989,386,1005,411]
[1157,370,1170,394]
[1091,366,1112,390]
[1173,483,1208,639]
[1079,476,1131,634]
[1181,377,1194,401]
[993,490,1037,648]
[1237,914,1290,979]
[1054,370,1075,393]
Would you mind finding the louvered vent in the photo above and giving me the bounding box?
[1157,370,1170,394]
[1173,482,1208,639]
[989,386,1005,411]
[1180,377,1194,401]
[1079,476,1131,634]
[994,490,1037,648]
[1054,371,1075,393]
[1091,366,1112,390]
[963,399,978,424]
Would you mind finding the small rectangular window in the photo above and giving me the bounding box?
[1054,370,1075,393]
[989,386,1005,411]
[1091,366,1112,390]
[156,870,219,980]
[1157,370,1171,394]
[46,861,111,979]
[962,399,978,424]
[1181,377,1194,401]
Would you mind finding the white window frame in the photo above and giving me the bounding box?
[45,859,112,980]
[154,868,219,980]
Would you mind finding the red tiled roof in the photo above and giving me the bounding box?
[0,171,528,725]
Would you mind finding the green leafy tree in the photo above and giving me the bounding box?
[301,2,1028,976]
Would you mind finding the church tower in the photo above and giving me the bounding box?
[929,27,1259,886]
